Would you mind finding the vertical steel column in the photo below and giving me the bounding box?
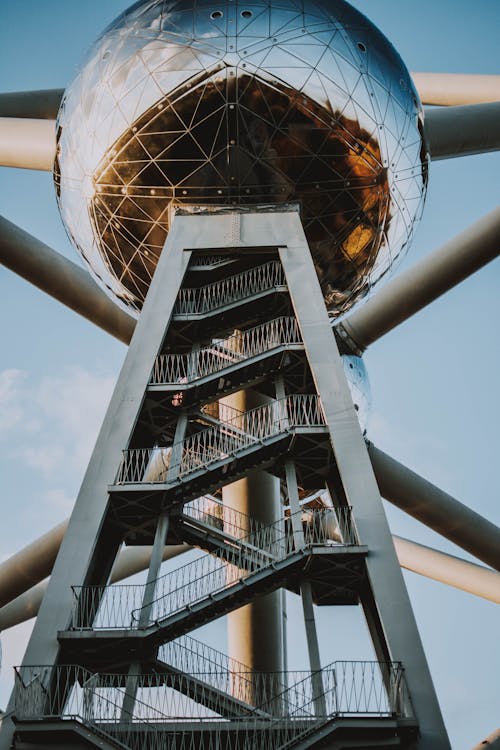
[301,580,326,717]
[222,389,284,700]
[284,460,305,547]
[277,213,450,749]
[121,512,170,721]
[285,459,325,715]
[166,413,188,484]
[137,513,170,628]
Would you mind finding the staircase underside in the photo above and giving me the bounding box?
[58,546,367,673]
[108,430,333,543]
[13,716,419,750]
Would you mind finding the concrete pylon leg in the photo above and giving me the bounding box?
[222,389,284,704]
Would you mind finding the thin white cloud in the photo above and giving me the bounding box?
[0,366,116,480]
[0,369,26,435]
[43,488,74,515]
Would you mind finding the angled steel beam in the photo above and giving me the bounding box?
[0,215,135,344]
[412,73,500,106]
[369,444,500,572]
[0,217,193,744]
[336,207,500,353]
[0,117,56,170]
[425,102,500,160]
[279,212,449,747]
[394,536,500,604]
[0,89,63,119]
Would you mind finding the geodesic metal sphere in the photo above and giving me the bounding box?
[54,0,428,314]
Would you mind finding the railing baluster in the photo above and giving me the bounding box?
[14,659,412,749]
[150,316,302,385]
[174,261,286,316]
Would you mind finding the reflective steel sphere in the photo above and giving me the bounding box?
[342,354,371,435]
[55,0,428,314]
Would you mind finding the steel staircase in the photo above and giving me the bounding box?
[12,245,419,749]
[61,506,366,667]
[172,260,287,320]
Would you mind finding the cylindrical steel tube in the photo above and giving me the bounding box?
[337,207,500,352]
[425,101,500,160]
[394,536,500,604]
[0,89,63,119]
[370,444,500,571]
[412,72,500,106]
[222,389,284,697]
[0,117,56,170]
[0,522,67,609]
[0,215,136,344]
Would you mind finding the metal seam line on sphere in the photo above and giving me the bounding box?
[54,0,428,315]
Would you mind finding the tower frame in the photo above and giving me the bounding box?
[1,207,450,749]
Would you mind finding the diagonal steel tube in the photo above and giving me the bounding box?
[0,89,63,119]
[0,521,67,609]
[336,207,500,353]
[369,444,500,571]
[412,73,500,106]
[424,101,500,160]
[393,536,500,604]
[0,214,135,344]
[0,117,56,170]
[2,522,496,633]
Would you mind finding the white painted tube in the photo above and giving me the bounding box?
[412,72,500,106]
[394,536,500,604]
[0,117,56,170]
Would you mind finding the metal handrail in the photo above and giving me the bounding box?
[150,317,301,385]
[183,496,358,547]
[14,665,165,749]
[14,660,412,747]
[157,637,300,716]
[159,634,252,682]
[70,508,357,631]
[174,260,286,315]
[189,255,235,268]
[115,395,326,485]
[182,495,263,539]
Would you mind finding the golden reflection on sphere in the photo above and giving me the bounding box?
[55,0,428,314]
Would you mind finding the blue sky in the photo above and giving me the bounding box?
[0,1,499,747]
